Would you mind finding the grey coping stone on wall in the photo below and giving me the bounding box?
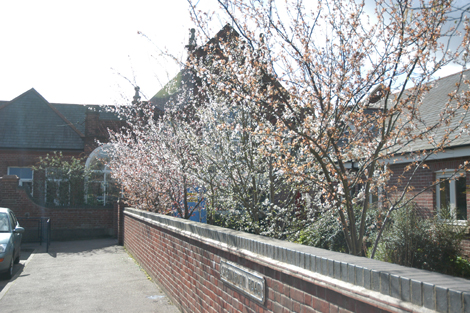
[267,243,273,258]
[371,270,380,292]
[390,275,400,299]
[328,259,334,277]
[321,257,328,276]
[235,236,241,249]
[242,237,248,250]
[260,242,266,256]
[295,251,302,267]
[279,247,285,263]
[315,256,322,273]
[401,277,411,302]
[239,236,245,249]
[348,264,355,284]
[436,287,448,313]
[298,252,305,269]
[283,248,294,264]
[275,246,281,261]
[282,248,288,263]
[334,261,341,279]
[307,254,315,272]
[302,252,308,270]
[423,283,436,311]
[449,290,462,313]
[341,262,348,282]
[274,247,282,261]
[288,250,301,266]
[287,248,293,265]
[412,280,423,306]
[380,272,390,296]
[274,246,281,260]
[464,292,470,313]
[364,269,371,290]
[355,266,364,287]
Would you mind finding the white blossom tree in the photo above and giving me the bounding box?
[186,0,470,256]
[107,100,203,218]
[172,75,301,235]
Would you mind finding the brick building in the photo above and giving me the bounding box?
[0,88,124,207]
[382,70,470,255]
[384,70,469,218]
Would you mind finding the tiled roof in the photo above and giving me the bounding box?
[399,69,470,152]
[0,89,86,150]
[149,70,195,112]
[0,89,123,151]
[51,103,87,135]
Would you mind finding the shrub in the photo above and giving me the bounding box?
[210,203,308,240]
[295,211,348,252]
[295,206,380,255]
[373,204,469,278]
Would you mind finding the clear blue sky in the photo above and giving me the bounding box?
[0,0,201,105]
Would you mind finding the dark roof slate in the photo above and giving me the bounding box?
[149,69,195,112]
[402,69,470,152]
[51,103,87,135]
[0,89,85,150]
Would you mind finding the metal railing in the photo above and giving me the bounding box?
[17,217,51,252]
[45,218,51,252]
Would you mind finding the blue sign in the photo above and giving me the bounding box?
[173,187,206,223]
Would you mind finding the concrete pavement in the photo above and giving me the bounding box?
[0,239,180,313]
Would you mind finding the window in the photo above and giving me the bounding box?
[45,168,71,206]
[370,190,380,209]
[85,145,118,206]
[354,182,382,210]
[0,213,10,232]
[9,212,17,230]
[436,171,467,221]
[8,167,34,195]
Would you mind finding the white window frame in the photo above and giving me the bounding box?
[85,145,113,206]
[7,167,34,196]
[369,186,383,209]
[435,170,467,222]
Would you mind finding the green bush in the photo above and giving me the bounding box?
[373,204,470,278]
[295,211,348,252]
[209,203,307,240]
[210,210,261,234]
[295,206,380,254]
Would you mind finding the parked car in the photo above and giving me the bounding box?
[0,208,24,279]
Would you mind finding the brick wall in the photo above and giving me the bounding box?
[84,106,126,154]
[0,149,84,177]
[0,175,116,241]
[123,208,470,313]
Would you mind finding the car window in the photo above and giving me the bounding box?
[9,212,17,229]
[0,213,10,232]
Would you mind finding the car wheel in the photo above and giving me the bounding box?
[5,257,13,279]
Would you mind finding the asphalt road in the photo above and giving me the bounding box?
[0,239,180,313]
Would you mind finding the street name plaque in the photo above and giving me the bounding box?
[220,260,265,303]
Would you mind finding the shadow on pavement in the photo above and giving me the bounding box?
[32,238,120,258]
[0,239,120,293]
[0,248,34,292]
